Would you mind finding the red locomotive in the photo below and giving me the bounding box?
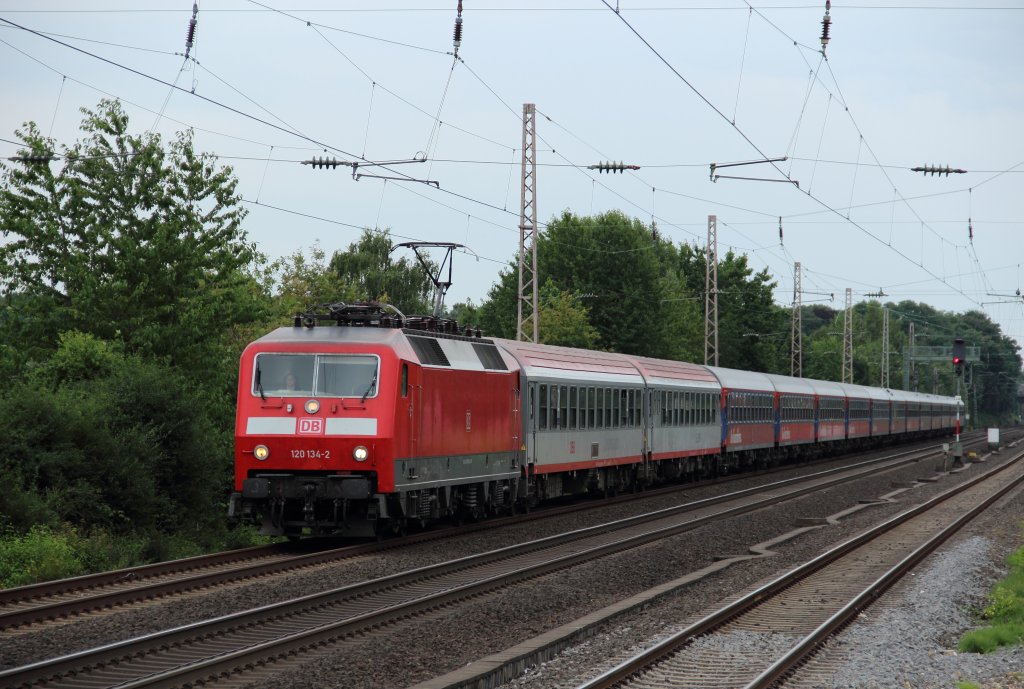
[229,303,961,539]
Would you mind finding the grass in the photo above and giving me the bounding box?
[958,537,1024,654]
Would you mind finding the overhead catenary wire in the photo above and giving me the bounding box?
[3,6,1018,341]
[599,2,985,310]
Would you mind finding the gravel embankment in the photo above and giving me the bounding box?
[3,446,1022,689]
[493,457,1024,689]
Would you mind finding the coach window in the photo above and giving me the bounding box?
[539,384,549,430]
[559,385,568,430]
[401,363,408,397]
[568,386,578,430]
[587,387,596,429]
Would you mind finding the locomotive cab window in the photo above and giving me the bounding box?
[252,353,380,398]
[253,353,315,396]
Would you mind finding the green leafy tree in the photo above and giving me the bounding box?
[0,99,265,376]
[329,229,435,315]
[477,262,519,339]
[539,210,672,357]
[478,211,682,357]
[674,243,786,372]
[537,281,601,349]
[263,241,358,318]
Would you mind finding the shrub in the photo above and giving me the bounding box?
[0,526,85,588]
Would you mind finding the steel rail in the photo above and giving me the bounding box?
[0,439,969,688]
[577,444,1024,689]
[1,435,977,631]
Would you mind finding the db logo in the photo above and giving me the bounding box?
[298,418,324,435]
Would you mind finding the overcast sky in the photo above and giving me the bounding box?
[1,1,1022,361]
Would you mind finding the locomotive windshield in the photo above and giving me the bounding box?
[253,353,379,398]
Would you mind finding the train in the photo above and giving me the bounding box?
[228,302,962,539]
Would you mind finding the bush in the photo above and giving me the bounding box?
[0,332,225,538]
[0,526,85,588]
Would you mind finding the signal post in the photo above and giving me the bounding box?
[949,338,966,468]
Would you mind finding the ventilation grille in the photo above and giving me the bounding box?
[473,343,508,371]
[408,336,451,367]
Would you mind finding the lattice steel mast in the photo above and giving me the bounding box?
[516,103,538,343]
[791,262,803,377]
[704,215,719,366]
[842,288,853,383]
[881,306,890,387]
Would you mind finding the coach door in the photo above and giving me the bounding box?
[526,382,537,464]
[403,362,422,457]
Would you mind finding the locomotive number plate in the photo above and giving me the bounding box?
[291,449,331,459]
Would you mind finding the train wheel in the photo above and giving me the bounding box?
[375,517,408,541]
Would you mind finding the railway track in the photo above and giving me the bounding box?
[576,443,1024,689]
[1,434,980,632]
[0,437,993,689]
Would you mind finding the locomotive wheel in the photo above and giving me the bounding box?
[376,517,407,540]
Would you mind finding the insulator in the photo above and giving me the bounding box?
[912,165,967,176]
[968,218,973,241]
[184,2,198,55]
[819,0,831,49]
[588,161,640,173]
[310,156,339,169]
[12,155,54,164]
[453,16,463,46]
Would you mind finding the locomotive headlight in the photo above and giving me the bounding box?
[304,399,320,414]
[353,445,369,462]
[254,444,270,461]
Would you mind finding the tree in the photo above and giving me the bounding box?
[263,241,358,318]
[537,281,601,349]
[0,99,265,375]
[478,211,681,357]
[329,229,436,316]
[674,243,786,372]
